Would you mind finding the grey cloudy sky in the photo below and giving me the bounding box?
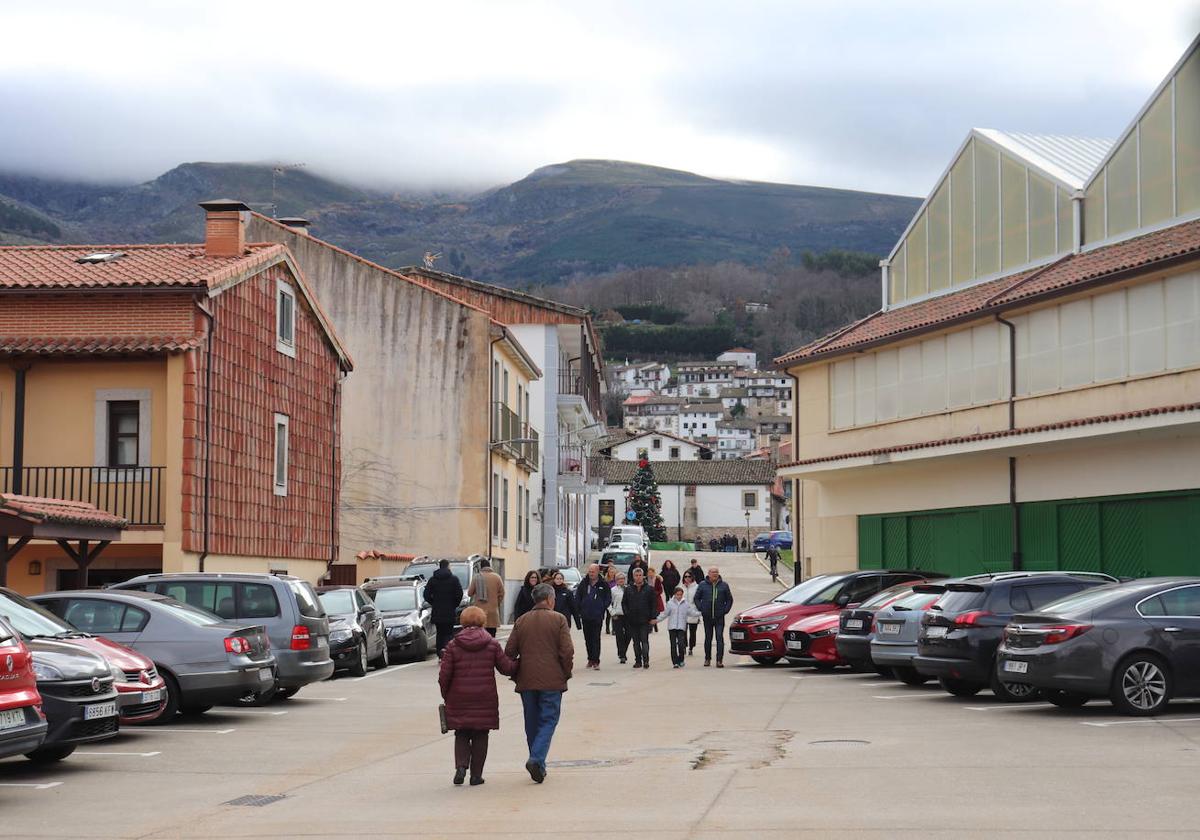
[1,1,1197,196]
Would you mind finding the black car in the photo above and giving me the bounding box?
[316,586,389,676]
[834,583,932,672]
[998,577,1200,716]
[361,580,434,661]
[914,571,1117,701]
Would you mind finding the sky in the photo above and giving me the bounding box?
[1,1,1197,197]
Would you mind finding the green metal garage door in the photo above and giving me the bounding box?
[858,489,1200,578]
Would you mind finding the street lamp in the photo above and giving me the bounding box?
[744,509,750,553]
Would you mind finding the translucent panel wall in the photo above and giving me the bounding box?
[1001,156,1028,269]
[907,213,928,297]
[974,142,1001,279]
[1057,188,1074,254]
[928,183,950,292]
[951,146,975,285]
[1139,88,1174,226]
[1028,174,1056,261]
[1083,171,1106,244]
[1179,47,1200,216]
[1105,135,1138,237]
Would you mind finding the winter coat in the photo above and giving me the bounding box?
[504,604,574,692]
[647,576,665,612]
[627,558,648,580]
[621,581,658,625]
[660,565,681,598]
[686,563,707,587]
[423,567,464,625]
[438,626,517,730]
[553,585,578,627]
[608,585,626,617]
[657,596,690,631]
[513,585,537,621]
[574,576,612,623]
[467,568,505,628]
[683,582,701,624]
[695,577,734,620]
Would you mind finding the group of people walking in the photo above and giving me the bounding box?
[707,533,747,552]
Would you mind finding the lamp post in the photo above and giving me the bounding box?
[744,509,750,553]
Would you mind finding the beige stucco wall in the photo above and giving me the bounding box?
[248,217,491,563]
[490,338,539,580]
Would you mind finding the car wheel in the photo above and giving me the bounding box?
[349,641,369,677]
[1044,689,1089,709]
[939,677,983,697]
[237,684,278,706]
[873,663,893,678]
[894,666,929,686]
[274,687,300,701]
[990,671,1041,702]
[813,662,837,672]
[1111,653,1171,716]
[150,671,182,724]
[373,640,390,670]
[25,745,76,764]
[180,704,213,716]
[415,633,430,661]
[751,655,781,666]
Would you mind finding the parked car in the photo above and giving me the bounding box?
[816,583,931,671]
[730,570,946,665]
[600,547,645,574]
[361,579,433,661]
[998,577,1200,716]
[0,617,48,762]
[608,525,649,552]
[868,583,964,685]
[914,571,1117,701]
[110,572,332,699]
[550,566,583,587]
[753,531,793,552]
[316,586,389,675]
[35,589,276,718]
[401,557,483,619]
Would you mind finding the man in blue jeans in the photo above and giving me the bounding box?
[694,565,734,668]
[504,583,574,783]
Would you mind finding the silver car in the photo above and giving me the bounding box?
[870,585,953,685]
[34,590,277,718]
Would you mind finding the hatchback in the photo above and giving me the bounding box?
[316,585,389,675]
[361,579,434,660]
[112,572,332,698]
[867,585,956,684]
[914,571,1116,701]
[0,617,47,762]
[753,531,793,552]
[998,577,1200,716]
[827,583,935,672]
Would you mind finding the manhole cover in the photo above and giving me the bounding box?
[545,759,617,768]
[807,739,870,748]
[223,794,287,807]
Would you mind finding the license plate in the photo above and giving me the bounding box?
[730,631,746,640]
[785,640,806,650]
[845,619,863,630]
[1004,660,1028,674]
[317,636,328,650]
[84,701,117,721]
[925,626,948,638]
[141,689,163,704]
[879,623,902,636]
[0,708,25,730]
[258,668,274,683]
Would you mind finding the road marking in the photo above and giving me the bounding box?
[149,728,236,734]
[964,703,1054,712]
[76,750,162,757]
[1081,717,1200,728]
[293,697,346,702]
[872,694,943,700]
[348,662,420,681]
[0,782,63,789]
[215,709,288,716]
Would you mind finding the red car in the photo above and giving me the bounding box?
[729,570,944,665]
[71,636,168,725]
[0,617,48,760]
[783,583,930,669]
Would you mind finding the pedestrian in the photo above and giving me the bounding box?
[660,558,681,597]
[681,570,702,656]
[467,558,505,637]
[512,570,541,621]
[574,563,612,670]
[687,558,706,587]
[609,573,629,664]
[504,583,574,784]
[603,565,618,634]
[695,566,734,668]
[627,555,648,581]
[621,567,658,668]
[765,545,781,582]
[708,538,719,553]
[740,537,748,551]
[422,559,464,658]
[438,606,517,786]
[658,586,691,668]
[551,571,578,627]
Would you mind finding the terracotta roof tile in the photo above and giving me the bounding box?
[775,218,1200,366]
[589,458,776,486]
[0,336,202,355]
[0,494,129,530]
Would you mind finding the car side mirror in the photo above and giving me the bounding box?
[835,593,851,607]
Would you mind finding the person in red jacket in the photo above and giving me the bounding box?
[438,606,517,786]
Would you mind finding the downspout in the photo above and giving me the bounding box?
[197,302,215,572]
[488,330,504,561]
[995,315,1021,572]
[785,369,803,584]
[10,363,29,495]
[326,371,344,581]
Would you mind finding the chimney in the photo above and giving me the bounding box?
[277,217,311,237]
[198,199,250,257]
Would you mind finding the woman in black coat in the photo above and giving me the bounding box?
[552,571,579,628]
[511,570,541,622]
[659,559,681,598]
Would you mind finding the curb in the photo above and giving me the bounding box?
[753,552,788,589]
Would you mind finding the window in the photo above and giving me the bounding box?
[107,401,140,467]
[502,477,510,541]
[652,438,662,450]
[62,599,148,634]
[276,279,296,357]
[273,413,289,496]
[516,483,524,545]
[492,473,500,537]
[503,368,510,407]
[239,582,281,619]
[742,491,758,509]
[669,447,680,460]
[517,384,524,423]
[1155,586,1200,617]
[524,487,531,549]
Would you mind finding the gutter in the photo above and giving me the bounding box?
[325,371,345,581]
[784,368,802,585]
[196,301,216,572]
[487,330,504,561]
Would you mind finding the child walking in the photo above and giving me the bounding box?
[658,585,691,668]
[682,571,702,656]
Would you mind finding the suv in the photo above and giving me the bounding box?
[316,586,390,675]
[730,570,946,665]
[914,571,1117,701]
[400,557,485,619]
[360,579,434,660]
[0,617,47,761]
[111,573,332,698]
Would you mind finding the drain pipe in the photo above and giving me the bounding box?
[487,330,504,561]
[325,371,344,582]
[10,363,30,495]
[197,302,216,573]
[995,315,1021,572]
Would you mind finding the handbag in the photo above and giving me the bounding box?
[438,703,449,735]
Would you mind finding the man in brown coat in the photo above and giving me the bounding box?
[467,559,505,636]
[504,583,573,783]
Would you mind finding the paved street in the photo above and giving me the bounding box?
[4,551,1200,838]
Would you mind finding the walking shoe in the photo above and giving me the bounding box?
[526,760,545,784]
[716,660,725,668]
[453,767,467,786]
[688,649,694,656]
[704,659,711,667]
[619,657,627,664]
[469,777,485,786]
[672,663,680,669]
[633,662,642,668]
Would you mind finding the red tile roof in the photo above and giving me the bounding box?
[0,494,129,530]
[0,336,202,355]
[0,243,285,291]
[779,402,1200,468]
[775,218,1200,366]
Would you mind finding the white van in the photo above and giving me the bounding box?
[609,525,649,550]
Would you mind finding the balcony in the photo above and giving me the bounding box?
[491,403,539,472]
[557,364,603,435]
[0,466,165,527]
[557,442,585,489]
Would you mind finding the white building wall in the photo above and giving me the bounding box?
[510,323,557,568]
[611,437,702,461]
[697,485,771,530]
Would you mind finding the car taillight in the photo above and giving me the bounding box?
[224,636,251,655]
[954,611,992,627]
[1042,624,1091,644]
[290,625,312,650]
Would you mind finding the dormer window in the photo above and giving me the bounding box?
[276,278,296,358]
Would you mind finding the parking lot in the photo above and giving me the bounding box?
[4,552,1200,838]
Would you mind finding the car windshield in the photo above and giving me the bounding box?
[604,552,640,566]
[155,599,228,627]
[891,590,940,610]
[932,588,987,613]
[289,581,326,618]
[370,588,418,612]
[1035,584,1125,617]
[407,564,470,589]
[559,568,582,585]
[318,590,356,615]
[755,533,772,541]
[859,585,912,610]
[0,592,73,637]
[772,575,837,605]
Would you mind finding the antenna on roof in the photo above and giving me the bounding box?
[423,251,442,269]
[270,163,306,218]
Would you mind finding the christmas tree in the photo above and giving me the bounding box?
[628,458,667,542]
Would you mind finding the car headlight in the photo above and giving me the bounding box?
[329,628,352,643]
[811,628,838,638]
[110,663,125,683]
[757,624,780,632]
[751,614,789,624]
[32,661,65,681]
